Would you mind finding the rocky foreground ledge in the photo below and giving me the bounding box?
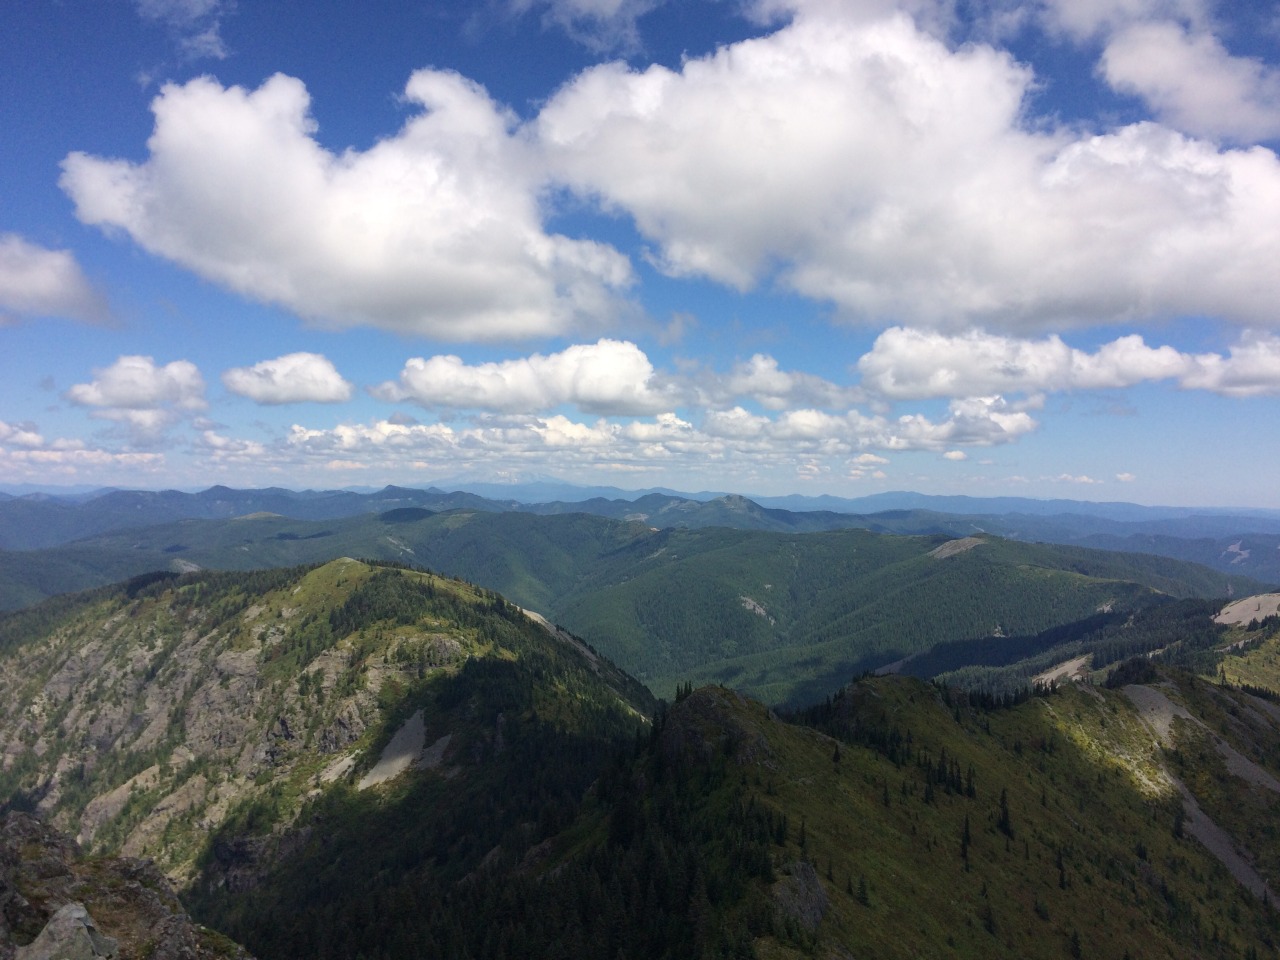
[0,812,252,960]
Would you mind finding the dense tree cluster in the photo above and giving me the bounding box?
[192,689,786,960]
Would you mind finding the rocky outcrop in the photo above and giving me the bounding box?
[771,860,828,936]
[0,813,252,960]
[660,685,777,768]
[14,903,117,960]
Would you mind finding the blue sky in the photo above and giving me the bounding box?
[2,0,1279,506]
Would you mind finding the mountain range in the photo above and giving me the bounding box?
[4,560,1280,958]
[5,483,1280,584]
[0,501,1266,704]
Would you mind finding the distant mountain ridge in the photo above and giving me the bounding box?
[0,507,1264,703]
[4,483,1280,606]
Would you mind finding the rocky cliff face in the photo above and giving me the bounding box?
[0,812,252,960]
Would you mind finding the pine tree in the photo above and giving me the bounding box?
[998,788,1014,839]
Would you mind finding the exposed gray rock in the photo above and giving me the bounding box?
[15,903,117,960]
[0,813,253,960]
[772,860,828,936]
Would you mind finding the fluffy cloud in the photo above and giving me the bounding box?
[858,327,1185,397]
[538,6,1280,331]
[375,339,676,414]
[61,71,633,341]
[703,397,1037,452]
[199,430,269,462]
[0,447,164,470]
[1100,22,1280,142]
[66,355,206,437]
[283,394,1034,481]
[531,351,862,414]
[0,421,45,448]
[0,418,164,480]
[1036,1,1277,143]
[0,234,106,324]
[1177,332,1280,397]
[60,5,1280,339]
[712,354,859,410]
[858,327,1280,399]
[222,352,353,404]
[890,396,1038,449]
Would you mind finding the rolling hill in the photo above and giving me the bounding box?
[0,508,1266,704]
[7,483,1280,583]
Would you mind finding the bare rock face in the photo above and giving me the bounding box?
[771,860,829,936]
[0,813,252,960]
[14,903,117,960]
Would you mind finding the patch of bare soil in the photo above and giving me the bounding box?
[358,709,425,790]
[521,608,599,664]
[1215,594,1280,625]
[1033,655,1092,688]
[1123,683,1195,746]
[1176,783,1275,900]
[927,537,985,559]
[1124,683,1280,901]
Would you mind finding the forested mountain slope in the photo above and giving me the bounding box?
[4,564,1280,959]
[548,526,1256,702]
[0,509,1263,704]
[203,669,1279,960]
[0,509,655,611]
[0,560,653,886]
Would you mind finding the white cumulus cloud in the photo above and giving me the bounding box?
[61,71,634,341]
[374,339,676,415]
[279,393,1035,487]
[222,352,353,404]
[858,327,1280,399]
[1100,21,1280,143]
[66,355,206,438]
[1037,0,1212,41]
[199,430,269,461]
[1176,331,1280,397]
[713,354,859,410]
[537,6,1280,331]
[0,421,45,448]
[0,234,107,324]
[858,327,1191,398]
